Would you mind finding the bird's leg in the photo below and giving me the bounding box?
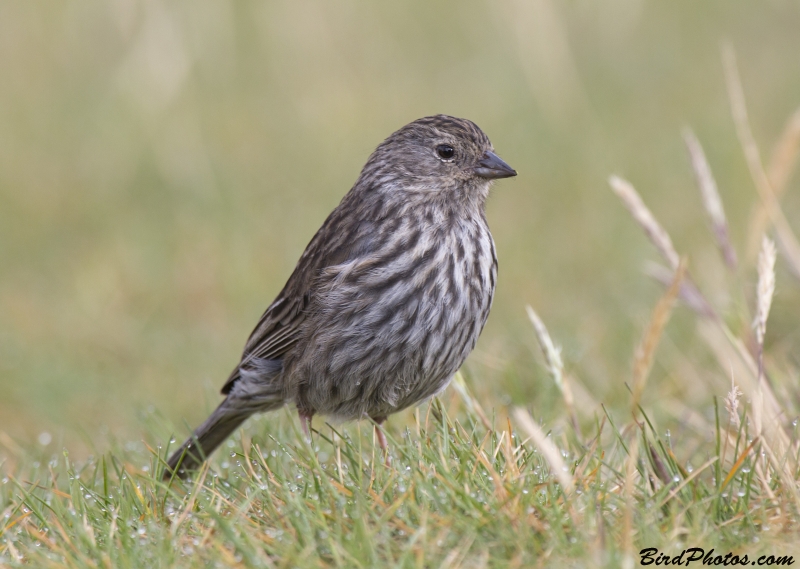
[298,409,314,442]
[371,416,391,467]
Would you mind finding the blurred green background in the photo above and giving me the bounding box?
[1,1,799,451]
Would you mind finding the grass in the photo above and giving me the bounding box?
[1,378,799,567]
[4,3,800,568]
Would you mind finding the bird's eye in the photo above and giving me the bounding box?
[436,144,455,161]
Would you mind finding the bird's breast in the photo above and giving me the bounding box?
[292,211,497,419]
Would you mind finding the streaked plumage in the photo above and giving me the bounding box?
[165,115,516,477]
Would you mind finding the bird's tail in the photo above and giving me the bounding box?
[164,398,273,479]
[164,402,247,478]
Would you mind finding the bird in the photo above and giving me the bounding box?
[164,115,516,478]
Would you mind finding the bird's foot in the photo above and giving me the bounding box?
[298,410,314,442]
[372,417,391,467]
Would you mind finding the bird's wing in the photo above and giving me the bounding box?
[221,197,382,395]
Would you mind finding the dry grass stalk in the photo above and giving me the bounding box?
[644,262,716,318]
[752,237,776,450]
[746,237,800,508]
[683,127,738,270]
[512,408,575,495]
[631,261,687,416]
[747,108,800,260]
[720,436,758,492]
[526,305,565,393]
[526,305,579,434]
[609,175,680,270]
[768,107,800,192]
[722,43,800,278]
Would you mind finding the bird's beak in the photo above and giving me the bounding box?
[473,151,517,179]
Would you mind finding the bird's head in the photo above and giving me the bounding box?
[359,115,516,206]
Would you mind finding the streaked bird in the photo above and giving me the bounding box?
[165,115,516,477]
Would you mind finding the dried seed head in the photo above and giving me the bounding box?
[753,236,777,346]
[609,175,680,270]
[526,305,564,391]
[683,127,737,269]
[724,376,743,429]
